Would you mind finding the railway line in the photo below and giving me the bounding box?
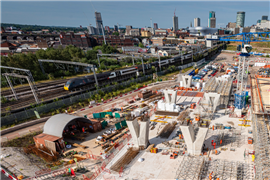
[1,44,223,115]
[1,79,67,97]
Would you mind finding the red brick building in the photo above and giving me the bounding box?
[94,35,137,47]
[59,32,95,48]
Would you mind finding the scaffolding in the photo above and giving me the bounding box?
[175,156,204,180]
[252,114,270,179]
[175,156,254,180]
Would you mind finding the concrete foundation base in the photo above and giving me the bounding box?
[234,109,242,117]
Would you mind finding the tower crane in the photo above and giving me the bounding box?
[207,32,270,109]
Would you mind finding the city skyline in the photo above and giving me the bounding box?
[2,1,269,28]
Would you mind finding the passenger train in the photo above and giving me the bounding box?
[64,49,213,91]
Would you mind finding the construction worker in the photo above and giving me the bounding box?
[220,139,222,145]
[72,124,76,130]
[82,127,85,133]
[212,125,214,130]
[66,168,75,177]
[71,131,75,136]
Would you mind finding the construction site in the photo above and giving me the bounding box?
[1,40,270,179]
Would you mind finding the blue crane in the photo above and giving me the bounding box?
[207,32,270,110]
[207,32,270,47]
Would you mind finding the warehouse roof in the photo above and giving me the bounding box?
[43,114,92,138]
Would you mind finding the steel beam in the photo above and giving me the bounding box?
[3,73,40,104]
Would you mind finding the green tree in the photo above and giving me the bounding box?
[112,31,119,36]
[139,42,144,48]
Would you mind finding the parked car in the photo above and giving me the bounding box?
[96,136,104,142]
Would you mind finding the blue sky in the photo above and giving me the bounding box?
[1,1,269,28]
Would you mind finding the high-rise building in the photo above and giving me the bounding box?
[95,11,104,35]
[236,12,245,27]
[194,18,200,27]
[209,11,215,27]
[190,22,192,27]
[210,18,216,28]
[154,23,158,30]
[257,20,261,24]
[173,16,178,31]
[87,25,97,35]
[114,25,118,31]
[262,16,268,21]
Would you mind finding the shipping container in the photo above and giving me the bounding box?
[138,90,153,99]
[88,119,102,133]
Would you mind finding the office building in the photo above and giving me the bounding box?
[173,16,179,31]
[141,30,152,37]
[261,16,268,23]
[189,27,218,36]
[154,23,158,30]
[190,22,192,27]
[95,11,104,35]
[155,29,167,36]
[262,16,268,21]
[126,25,133,35]
[144,27,154,35]
[194,18,200,27]
[209,11,215,27]
[227,22,236,28]
[210,18,216,28]
[114,25,118,31]
[130,29,140,36]
[256,20,270,29]
[87,25,97,35]
[236,12,245,28]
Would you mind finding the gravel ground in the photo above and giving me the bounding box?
[1,147,46,178]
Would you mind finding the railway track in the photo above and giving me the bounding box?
[1,47,223,115]
[1,87,70,113]
[1,79,68,97]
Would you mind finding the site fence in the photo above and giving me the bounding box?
[23,133,132,180]
[84,133,132,180]
[2,57,207,126]
[1,75,152,126]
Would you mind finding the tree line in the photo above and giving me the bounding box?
[2,23,87,33]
